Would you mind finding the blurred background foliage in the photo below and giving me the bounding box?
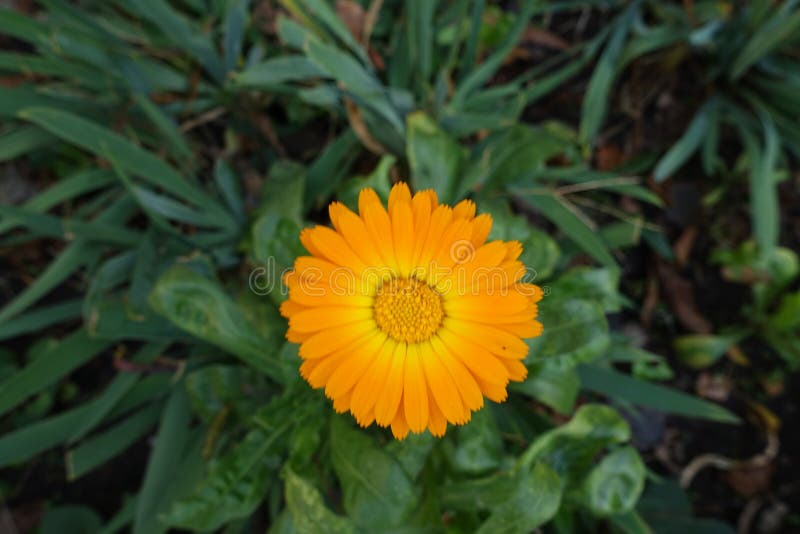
[0,0,798,532]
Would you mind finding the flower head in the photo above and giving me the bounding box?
[280,183,543,438]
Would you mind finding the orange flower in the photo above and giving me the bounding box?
[280,183,543,438]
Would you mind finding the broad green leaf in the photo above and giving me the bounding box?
[477,463,561,534]
[441,469,520,511]
[519,193,617,268]
[577,364,740,423]
[336,155,394,211]
[284,468,355,534]
[674,333,744,369]
[385,432,435,481]
[257,160,306,225]
[406,111,466,203]
[450,407,503,473]
[520,404,630,484]
[552,267,622,313]
[512,360,579,414]
[330,417,419,530]
[581,446,645,516]
[149,265,285,381]
[526,298,610,368]
[520,228,561,281]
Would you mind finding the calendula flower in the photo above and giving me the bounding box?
[280,183,543,438]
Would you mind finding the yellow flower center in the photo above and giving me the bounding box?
[373,277,444,343]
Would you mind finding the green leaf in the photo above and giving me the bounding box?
[0,299,82,341]
[519,193,617,268]
[520,228,561,281]
[0,124,55,161]
[750,110,781,262]
[284,468,356,534]
[163,406,292,531]
[406,111,466,203]
[450,407,503,473]
[520,404,630,484]
[68,343,168,443]
[731,8,800,79]
[476,462,562,534]
[40,506,102,534]
[125,0,225,81]
[452,0,537,104]
[336,155,394,211]
[0,168,115,235]
[185,364,268,422]
[771,290,800,331]
[579,4,637,144]
[303,38,403,137]
[305,129,361,210]
[654,100,716,182]
[673,333,744,369]
[223,0,249,73]
[133,386,193,534]
[577,364,740,424]
[66,404,162,480]
[148,265,285,381]
[526,298,610,368]
[0,376,169,467]
[234,55,325,87]
[330,417,419,530]
[0,328,111,418]
[463,126,566,196]
[581,446,645,516]
[512,360,579,414]
[17,107,234,228]
[552,267,622,313]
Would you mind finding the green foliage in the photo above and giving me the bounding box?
[1,1,778,532]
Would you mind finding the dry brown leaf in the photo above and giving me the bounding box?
[725,463,774,498]
[656,260,713,334]
[673,226,698,268]
[336,0,365,41]
[595,143,624,171]
[522,27,570,50]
